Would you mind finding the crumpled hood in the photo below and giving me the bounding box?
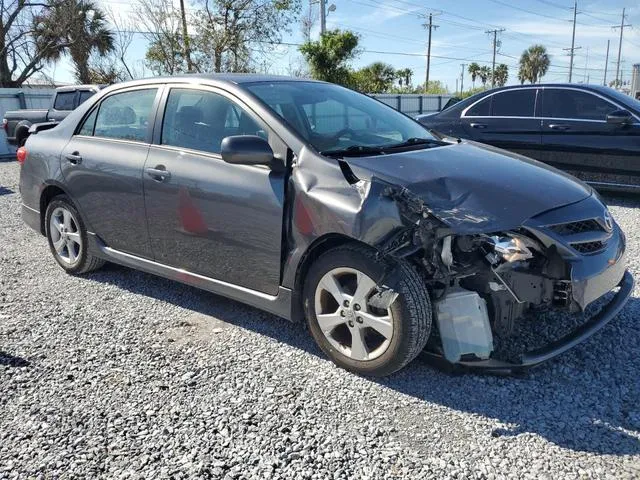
[344,141,592,233]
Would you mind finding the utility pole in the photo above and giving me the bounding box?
[567,1,578,82]
[423,13,439,92]
[320,0,326,35]
[179,0,193,72]
[614,8,631,88]
[460,64,466,93]
[486,28,505,88]
[583,47,589,83]
[603,39,610,86]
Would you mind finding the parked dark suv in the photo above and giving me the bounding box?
[18,75,632,376]
[417,84,640,192]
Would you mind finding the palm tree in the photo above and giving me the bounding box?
[478,66,491,89]
[37,0,115,84]
[396,68,413,88]
[518,45,550,84]
[468,62,480,88]
[493,64,509,87]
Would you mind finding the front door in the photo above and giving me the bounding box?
[460,88,542,159]
[537,87,640,189]
[60,87,160,258]
[143,86,286,295]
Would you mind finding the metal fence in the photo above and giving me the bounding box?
[371,94,454,116]
[0,88,55,158]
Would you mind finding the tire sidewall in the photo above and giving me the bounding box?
[304,246,423,376]
[45,195,90,274]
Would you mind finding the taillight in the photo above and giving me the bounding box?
[16,146,27,164]
[2,118,7,132]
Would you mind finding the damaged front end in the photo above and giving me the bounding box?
[375,183,633,373]
[286,141,632,374]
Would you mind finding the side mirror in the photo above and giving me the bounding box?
[606,109,632,125]
[221,135,274,166]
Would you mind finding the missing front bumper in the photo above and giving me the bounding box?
[422,270,634,374]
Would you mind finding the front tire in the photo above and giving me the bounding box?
[45,195,104,274]
[303,244,432,377]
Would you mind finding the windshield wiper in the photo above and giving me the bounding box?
[385,137,446,149]
[320,144,387,157]
[321,137,445,158]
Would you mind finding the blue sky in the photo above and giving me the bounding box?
[45,0,640,91]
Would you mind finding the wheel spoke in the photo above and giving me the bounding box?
[66,232,81,245]
[316,312,346,333]
[63,209,72,230]
[67,241,77,263]
[350,327,368,361]
[360,312,393,339]
[353,272,377,306]
[53,236,66,253]
[52,216,63,233]
[320,273,346,304]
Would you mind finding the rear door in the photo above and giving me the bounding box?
[142,85,286,295]
[538,87,640,189]
[460,88,542,158]
[60,86,161,258]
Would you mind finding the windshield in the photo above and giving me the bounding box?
[245,81,436,154]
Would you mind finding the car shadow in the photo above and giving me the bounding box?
[0,351,30,367]
[84,263,640,456]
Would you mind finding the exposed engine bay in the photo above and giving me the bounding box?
[370,182,628,369]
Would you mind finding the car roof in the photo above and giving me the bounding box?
[126,73,320,86]
[470,83,618,95]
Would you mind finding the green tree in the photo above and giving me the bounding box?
[299,29,359,86]
[518,44,550,84]
[37,0,114,84]
[478,65,491,88]
[194,0,301,73]
[353,62,396,93]
[493,63,508,87]
[467,62,480,88]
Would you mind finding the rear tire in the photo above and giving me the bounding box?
[303,244,431,377]
[45,195,105,274]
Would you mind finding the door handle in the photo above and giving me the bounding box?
[470,123,487,129]
[146,166,171,181]
[548,124,570,131]
[65,152,82,164]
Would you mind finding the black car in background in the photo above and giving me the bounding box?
[416,84,640,192]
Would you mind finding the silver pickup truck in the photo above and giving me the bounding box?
[2,85,101,146]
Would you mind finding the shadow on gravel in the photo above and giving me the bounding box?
[0,351,30,367]
[85,263,640,457]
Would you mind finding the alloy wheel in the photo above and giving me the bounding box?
[49,206,83,265]
[314,267,394,361]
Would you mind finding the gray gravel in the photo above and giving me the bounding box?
[1,159,640,479]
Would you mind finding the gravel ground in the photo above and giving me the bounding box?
[1,159,640,479]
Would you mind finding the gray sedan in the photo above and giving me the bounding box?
[18,75,632,376]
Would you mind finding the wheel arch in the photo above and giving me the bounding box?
[39,183,70,235]
[290,233,377,322]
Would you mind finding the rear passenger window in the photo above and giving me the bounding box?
[54,92,76,111]
[542,89,618,121]
[93,89,157,142]
[465,97,491,116]
[161,88,265,154]
[78,108,98,136]
[491,90,536,117]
